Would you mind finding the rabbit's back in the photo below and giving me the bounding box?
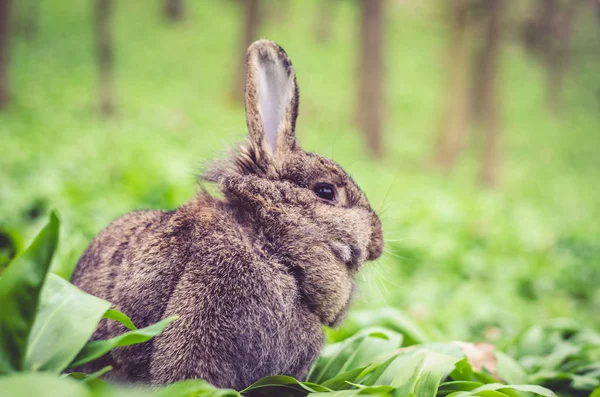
[72,195,324,387]
[73,209,171,313]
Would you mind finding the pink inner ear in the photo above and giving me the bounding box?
[255,56,294,155]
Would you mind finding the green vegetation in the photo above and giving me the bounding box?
[0,1,598,396]
[2,213,598,396]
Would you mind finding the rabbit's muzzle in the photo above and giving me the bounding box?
[367,216,384,261]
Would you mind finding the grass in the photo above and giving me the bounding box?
[0,0,599,377]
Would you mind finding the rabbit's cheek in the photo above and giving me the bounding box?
[329,242,352,263]
[367,217,384,261]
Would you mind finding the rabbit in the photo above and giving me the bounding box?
[71,40,384,390]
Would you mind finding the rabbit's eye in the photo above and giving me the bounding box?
[313,183,336,202]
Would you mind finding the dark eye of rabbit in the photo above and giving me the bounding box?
[313,183,336,202]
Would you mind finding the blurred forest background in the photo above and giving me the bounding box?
[0,0,599,345]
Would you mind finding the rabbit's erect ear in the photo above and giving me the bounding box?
[244,40,299,159]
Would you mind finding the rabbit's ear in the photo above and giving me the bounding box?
[244,40,299,159]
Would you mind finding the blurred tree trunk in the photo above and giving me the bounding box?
[431,0,471,170]
[543,1,577,114]
[231,0,260,104]
[473,0,503,188]
[315,0,338,43]
[0,0,10,110]
[357,0,384,158]
[94,0,115,116]
[266,0,289,26]
[164,0,184,22]
[14,0,38,39]
[522,0,578,114]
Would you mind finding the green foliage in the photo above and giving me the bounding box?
[0,213,179,394]
[506,320,600,397]
[0,212,59,373]
[4,212,596,397]
[1,0,599,396]
[69,316,177,369]
[24,273,110,373]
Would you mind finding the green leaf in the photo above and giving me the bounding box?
[310,385,394,396]
[153,379,240,397]
[589,387,600,397]
[104,309,137,330]
[439,381,485,395]
[24,274,111,373]
[495,351,529,385]
[470,384,557,397]
[308,329,402,384]
[473,390,512,397]
[538,342,581,373]
[0,212,59,374]
[0,372,92,397]
[360,353,405,387]
[391,349,463,397]
[474,371,500,385]
[338,308,435,346]
[450,358,475,382]
[570,374,600,390]
[321,367,369,390]
[65,365,112,386]
[68,316,178,368]
[241,375,331,396]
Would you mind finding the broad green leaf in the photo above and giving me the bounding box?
[391,349,463,397]
[494,351,529,385]
[321,367,369,390]
[65,365,112,388]
[538,342,580,372]
[570,374,600,390]
[24,274,111,373]
[473,390,512,397]
[0,372,91,397]
[470,383,557,397]
[104,309,137,330]
[439,381,485,395]
[589,387,600,397]
[153,379,240,397]
[474,371,500,385]
[528,371,571,384]
[450,358,474,382]
[310,385,394,396]
[0,212,59,374]
[68,316,178,368]
[338,308,435,346]
[241,375,331,396]
[360,353,406,387]
[308,329,402,384]
[445,392,474,397]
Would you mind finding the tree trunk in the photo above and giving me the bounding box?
[544,2,577,114]
[431,0,471,170]
[0,0,10,110]
[231,0,260,104]
[474,0,503,188]
[315,0,338,43]
[94,0,115,116]
[164,0,184,22]
[21,0,38,39]
[523,0,578,114]
[357,0,384,158]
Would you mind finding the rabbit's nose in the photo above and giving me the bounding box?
[367,216,383,261]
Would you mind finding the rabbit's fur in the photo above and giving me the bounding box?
[71,40,383,390]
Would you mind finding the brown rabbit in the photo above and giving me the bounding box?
[71,40,383,390]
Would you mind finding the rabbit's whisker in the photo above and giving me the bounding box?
[382,249,407,261]
[378,171,400,215]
